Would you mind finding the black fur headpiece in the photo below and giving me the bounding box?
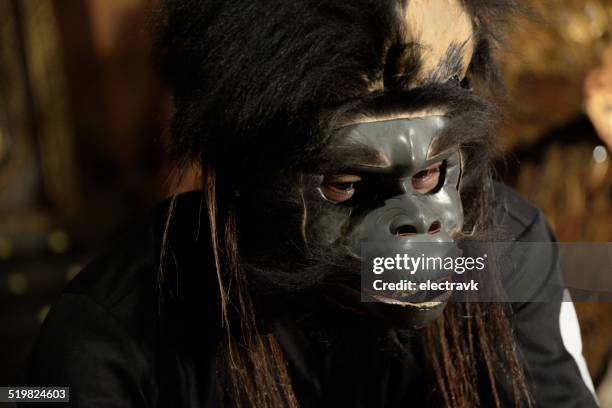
[155,0,517,175]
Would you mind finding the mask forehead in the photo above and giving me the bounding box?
[400,0,475,85]
[335,116,448,175]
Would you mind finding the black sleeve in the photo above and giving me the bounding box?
[22,293,156,408]
[508,211,599,407]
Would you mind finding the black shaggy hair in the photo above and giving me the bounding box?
[155,0,517,169]
[154,1,529,407]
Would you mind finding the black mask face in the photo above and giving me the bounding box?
[310,116,463,244]
[301,115,464,329]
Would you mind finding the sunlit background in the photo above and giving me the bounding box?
[0,0,610,405]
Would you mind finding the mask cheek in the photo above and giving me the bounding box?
[444,151,463,190]
[433,152,464,235]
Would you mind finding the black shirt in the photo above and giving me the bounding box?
[24,183,598,407]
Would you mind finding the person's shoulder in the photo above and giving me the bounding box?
[25,218,164,399]
[62,190,207,327]
[27,191,219,403]
[66,226,160,319]
[34,190,204,345]
[26,222,164,403]
[60,200,168,335]
[490,182,562,303]
[492,181,554,242]
[39,189,218,354]
[28,199,172,384]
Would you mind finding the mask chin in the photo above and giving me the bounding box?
[321,282,451,330]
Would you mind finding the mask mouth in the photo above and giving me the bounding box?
[320,281,451,329]
[369,288,452,309]
[363,274,453,308]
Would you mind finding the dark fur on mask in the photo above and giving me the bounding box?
[155,0,518,169]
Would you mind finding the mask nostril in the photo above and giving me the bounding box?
[395,225,418,236]
[428,221,441,234]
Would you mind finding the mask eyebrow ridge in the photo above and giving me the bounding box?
[318,144,391,174]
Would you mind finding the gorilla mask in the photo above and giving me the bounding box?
[159,0,506,329]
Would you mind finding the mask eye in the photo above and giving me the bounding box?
[320,174,362,203]
[412,161,444,194]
